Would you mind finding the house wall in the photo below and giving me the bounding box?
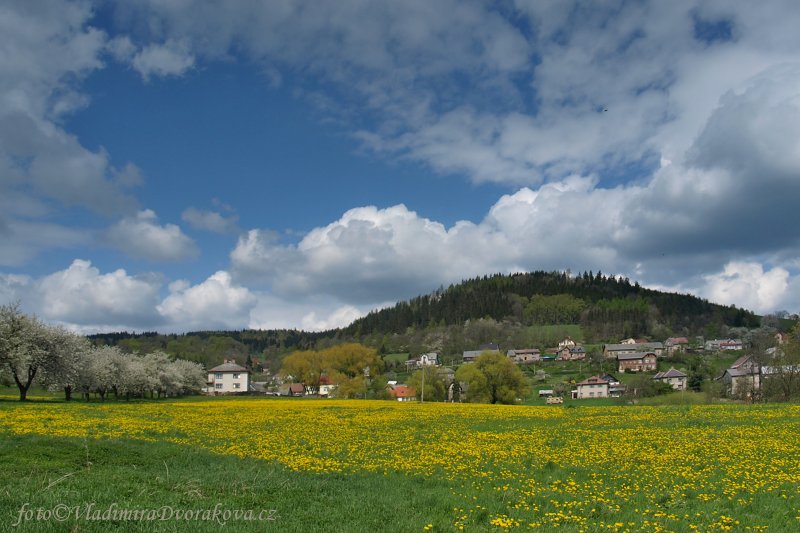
[656,376,687,390]
[731,374,761,396]
[577,383,609,399]
[208,371,249,393]
[618,356,657,373]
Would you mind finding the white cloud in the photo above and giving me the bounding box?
[700,262,791,314]
[2,263,262,333]
[105,210,198,262]
[0,259,163,332]
[181,207,239,234]
[131,39,195,81]
[157,271,257,331]
[301,305,365,332]
[0,0,139,265]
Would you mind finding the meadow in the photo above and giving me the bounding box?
[1,397,799,532]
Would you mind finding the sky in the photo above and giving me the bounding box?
[1,0,800,334]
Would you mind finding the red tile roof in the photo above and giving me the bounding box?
[389,385,416,399]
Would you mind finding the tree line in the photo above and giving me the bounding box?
[1,304,206,401]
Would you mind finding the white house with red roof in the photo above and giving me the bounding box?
[388,384,417,402]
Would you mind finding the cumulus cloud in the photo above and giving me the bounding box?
[131,39,195,81]
[181,207,239,234]
[105,210,198,262]
[231,67,800,311]
[1,262,263,333]
[300,306,365,332]
[157,271,257,331]
[105,1,800,187]
[0,2,136,211]
[0,259,163,332]
[700,262,791,313]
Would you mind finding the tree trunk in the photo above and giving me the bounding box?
[64,386,73,401]
[12,366,36,402]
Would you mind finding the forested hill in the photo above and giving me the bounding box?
[344,271,759,339]
[88,271,760,370]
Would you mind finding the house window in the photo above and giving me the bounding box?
[214,383,223,389]
[215,373,223,379]
[233,383,241,389]
[233,373,240,379]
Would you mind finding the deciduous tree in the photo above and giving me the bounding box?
[455,351,529,404]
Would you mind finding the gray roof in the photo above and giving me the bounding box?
[653,368,687,379]
[605,342,663,352]
[208,362,249,372]
[617,352,656,360]
[724,367,758,378]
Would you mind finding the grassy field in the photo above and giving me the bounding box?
[1,397,799,532]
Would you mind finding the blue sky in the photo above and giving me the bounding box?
[2,1,800,333]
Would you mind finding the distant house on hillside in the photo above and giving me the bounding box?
[653,368,688,390]
[604,342,663,359]
[437,367,456,383]
[664,337,689,356]
[507,348,541,364]
[557,346,587,361]
[718,355,760,397]
[406,352,440,370]
[463,343,500,363]
[705,339,743,351]
[558,337,577,350]
[620,338,649,345]
[206,360,250,394]
[617,352,658,373]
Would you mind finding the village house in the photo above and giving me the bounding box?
[718,355,760,397]
[573,374,625,399]
[705,339,743,351]
[388,384,417,402]
[620,337,649,345]
[664,337,689,355]
[206,360,250,394]
[507,348,541,364]
[557,337,577,350]
[604,342,663,359]
[653,368,688,390]
[557,345,587,361]
[278,383,306,397]
[617,352,658,372]
[437,367,456,384]
[463,343,500,363]
[318,375,337,397]
[406,352,440,370]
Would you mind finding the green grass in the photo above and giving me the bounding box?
[2,399,799,532]
[0,434,466,532]
[381,352,410,364]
